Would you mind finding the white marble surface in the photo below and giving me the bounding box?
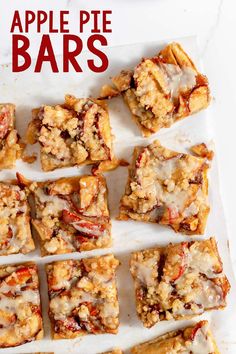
[1,0,235,271]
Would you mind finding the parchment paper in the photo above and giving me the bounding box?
[0,37,235,354]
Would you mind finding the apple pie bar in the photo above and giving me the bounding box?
[17,173,111,256]
[131,320,220,353]
[0,262,43,348]
[110,42,210,136]
[46,254,119,339]
[26,95,114,171]
[0,181,35,255]
[0,104,23,169]
[130,238,230,328]
[119,140,211,235]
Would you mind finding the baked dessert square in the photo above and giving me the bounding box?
[119,140,211,235]
[0,181,35,255]
[0,262,43,348]
[110,42,210,136]
[0,104,23,169]
[26,94,114,171]
[131,320,220,353]
[46,254,119,339]
[17,173,111,256]
[130,238,230,328]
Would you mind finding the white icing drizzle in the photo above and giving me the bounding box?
[134,149,202,213]
[172,244,225,313]
[176,275,223,311]
[187,246,221,278]
[99,301,119,318]
[0,289,39,312]
[72,222,105,237]
[50,291,95,320]
[184,323,215,353]
[131,258,157,287]
[50,260,118,324]
[183,201,199,217]
[35,188,69,217]
[161,63,196,99]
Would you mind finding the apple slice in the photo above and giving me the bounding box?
[62,210,105,239]
[168,206,179,223]
[166,242,188,282]
[135,148,149,168]
[4,266,33,287]
[190,321,204,340]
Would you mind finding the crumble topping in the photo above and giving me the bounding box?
[27,95,114,171]
[119,140,210,235]
[130,238,230,328]
[17,174,111,256]
[0,182,35,255]
[0,104,23,170]
[0,263,43,348]
[111,42,210,136]
[46,254,119,339]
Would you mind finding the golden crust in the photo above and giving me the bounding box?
[130,238,230,328]
[119,140,210,235]
[0,262,43,348]
[99,85,120,99]
[46,254,119,339]
[112,42,210,136]
[0,104,23,169]
[131,321,220,354]
[159,42,198,69]
[26,95,114,172]
[92,158,129,175]
[0,180,35,255]
[191,142,214,160]
[17,173,111,256]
